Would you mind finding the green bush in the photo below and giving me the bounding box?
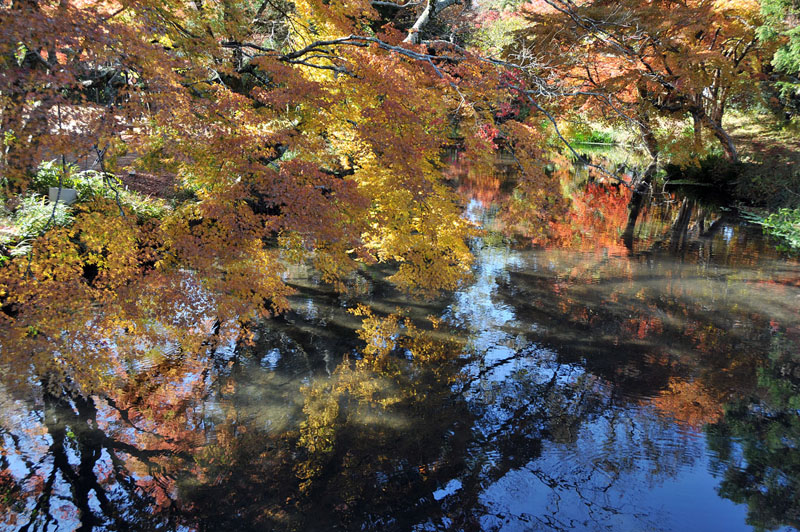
[14,194,73,235]
[33,160,116,200]
[30,159,78,191]
[760,207,800,253]
[570,129,617,144]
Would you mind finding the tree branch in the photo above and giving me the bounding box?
[402,0,463,44]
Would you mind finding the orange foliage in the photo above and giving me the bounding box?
[509,0,771,160]
[649,378,725,429]
[537,182,633,253]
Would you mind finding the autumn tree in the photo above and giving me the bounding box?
[0,0,685,406]
[0,0,502,393]
[506,0,770,163]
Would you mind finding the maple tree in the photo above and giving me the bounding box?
[0,0,490,391]
[507,0,771,164]
[2,2,799,529]
[0,5,566,525]
[0,0,789,396]
[0,0,625,404]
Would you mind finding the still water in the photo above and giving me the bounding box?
[2,168,800,531]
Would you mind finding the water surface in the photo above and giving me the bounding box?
[2,170,799,531]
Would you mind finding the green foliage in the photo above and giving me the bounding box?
[563,122,622,146]
[0,194,73,257]
[759,207,800,252]
[117,188,168,218]
[13,194,73,236]
[33,160,110,199]
[32,160,167,219]
[772,34,800,80]
[759,0,800,104]
[31,159,78,191]
[569,129,617,145]
[14,42,27,66]
[759,0,800,72]
[3,130,16,148]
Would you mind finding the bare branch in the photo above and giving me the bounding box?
[506,84,631,187]
[371,0,422,8]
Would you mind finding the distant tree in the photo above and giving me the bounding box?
[758,0,800,115]
[507,0,771,162]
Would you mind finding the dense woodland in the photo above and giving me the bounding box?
[1,0,799,530]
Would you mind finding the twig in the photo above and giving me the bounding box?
[505,83,630,187]
[94,145,126,218]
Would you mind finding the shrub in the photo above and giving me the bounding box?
[31,159,79,191]
[32,160,167,219]
[0,194,73,257]
[760,208,800,253]
[570,128,617,145]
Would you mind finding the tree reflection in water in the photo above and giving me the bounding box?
[707,331,800,531]
[1,178,800,531]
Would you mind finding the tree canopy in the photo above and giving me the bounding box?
[0,0,792,392]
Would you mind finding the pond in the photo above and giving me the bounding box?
[2,158,799,531]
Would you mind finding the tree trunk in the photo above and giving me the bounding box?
[702,114,738,162]
[402,0,461,43]
[622,159,656,251]
[403,0,432,44]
